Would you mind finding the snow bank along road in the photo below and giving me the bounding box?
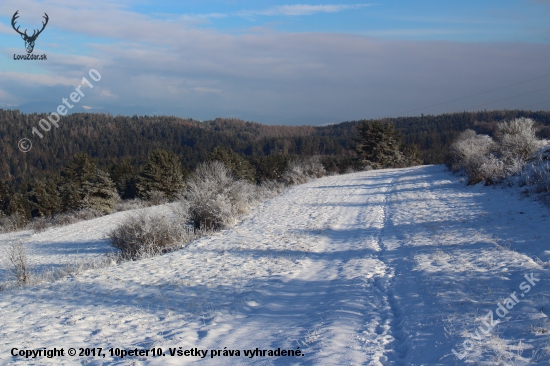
[1,165,550,365]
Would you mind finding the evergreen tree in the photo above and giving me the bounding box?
[209,146,256,183]
[136,149,185,200]
[0,182,9,217]
[78,169,119,213]
[252,154,291,182]
[7,192,31,223]
[355,121,405,169]
[58,153,98,211]
[400,144,424,167]
[111,158,138,199]
[28,178,61,217]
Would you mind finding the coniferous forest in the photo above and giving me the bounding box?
[2,108,550,223]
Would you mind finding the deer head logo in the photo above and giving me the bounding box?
[12,10,49,54]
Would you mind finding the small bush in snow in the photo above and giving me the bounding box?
[74,207,104,221]
[2,240,32,285]
[24,208,106,233]
[259,180,286,196]
[185,161,257,229]
[109,208,193,260]
[147,191,168,206]
[183,161,284,230]
[51,212,79,226]
[27,216,52,233]
[281,157,326,186]
[514,146,550,195]
[50,208,103,227]
[449,130,496,184]
[0,213,27,233]
[113,198,147,212]
[494,117,542,161]
[448,118,550,191]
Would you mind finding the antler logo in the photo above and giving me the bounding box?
[12,10,49,54]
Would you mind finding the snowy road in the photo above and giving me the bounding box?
[1,165,550,365]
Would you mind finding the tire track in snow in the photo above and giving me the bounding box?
[364,171,412,365]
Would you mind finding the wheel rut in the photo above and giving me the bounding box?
[372,172,411,365]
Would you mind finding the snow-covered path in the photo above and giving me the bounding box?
[1,165,550,365]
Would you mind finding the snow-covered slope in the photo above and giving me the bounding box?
[1,165,549,365]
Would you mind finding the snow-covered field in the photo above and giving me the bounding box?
[1,165,550,365]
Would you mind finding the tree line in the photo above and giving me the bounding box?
[2,108,550,221]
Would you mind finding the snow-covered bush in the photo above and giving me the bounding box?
[51,212,79,226]
[449,130,496,184]
[1,240,31,286]
[448,118,550,190]
[51,208,103,226]
[27,217,52,233]
[513,146,550,197]
[185,161,261,230]
[494,117,542,161]
[113,198,147,212]
[0,213,27,233]
[281,157,326,186]
[109,209,193,260]
[25,208,105,233]
[259,180,286,196]
[147,191,168,206]
[74,207,104,221]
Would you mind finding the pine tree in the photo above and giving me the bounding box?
[58,153,98,211]
[400,144,424,167]
[252,154,290,182]
[0,181,9,217]
[209,146,256,183]
[78,169,119,213]
[111,158,138,199]
[355,121,405,169]
[28,178,61,217]
[136,149,185,200]
[7,192,31,224]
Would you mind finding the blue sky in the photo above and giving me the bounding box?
[1,0,550,125]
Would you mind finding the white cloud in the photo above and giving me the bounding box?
[240,4,374,17]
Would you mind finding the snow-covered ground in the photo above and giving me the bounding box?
[1,165,550,365]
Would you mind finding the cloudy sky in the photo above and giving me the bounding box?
[1,0,550,125]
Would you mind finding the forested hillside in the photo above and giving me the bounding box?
[2,108,550,185]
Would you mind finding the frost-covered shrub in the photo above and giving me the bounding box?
[185,161,258,229]
[494,118,542,161]
[185,161,234,229]
[74,207,104,221]
[282,162,310,185]
[109,210,193,260]
[0,213,27,233]
[449,131,496,184]
[51,212,78,226]
[184,161,247,229]
[478,154,507,185]
[281,157,326,186]
[514,146,550,194]
[27,216,52,233]
[113,198,147,212]
[259,180,286,196]
[48,208,103,228]
[1,240,31,285]
[448,119,550,189]
[147,191,168,206]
